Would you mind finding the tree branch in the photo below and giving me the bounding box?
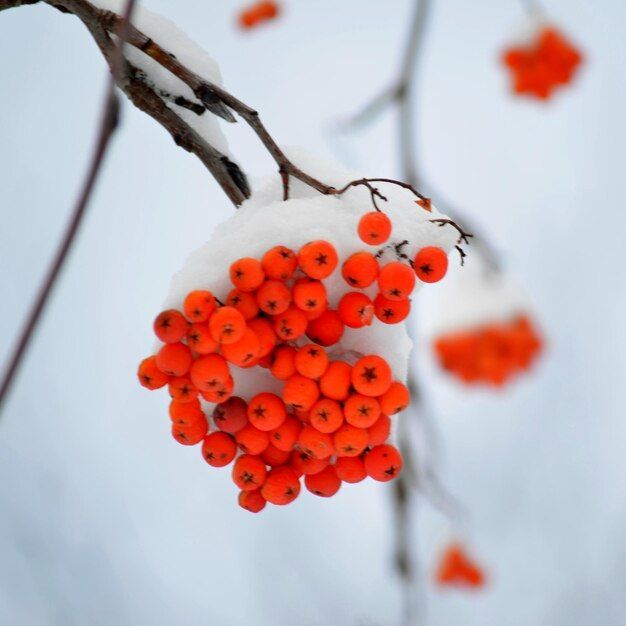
[0,0,138,414]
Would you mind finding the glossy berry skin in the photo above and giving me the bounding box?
[238,489,267,513]
[232,454,267,491]
[213,396,249,434]
[137,356,169,390]
[156,343,193,377]
[352,355,392,397]
[229,257,265,292]
[341,252,379,289]
[338,292,374,328]
[306,310,344,347]
[261,466,301,505]
[378,262,416,300]
[305,465,342,497]
[183,290,216,323]
[413,247,448,283]
[297,240,338,280]
[358,211,392,245]
[374,294,411,324]
[202,432,237,467]
[153,309,188,344]
[364,444,403,482]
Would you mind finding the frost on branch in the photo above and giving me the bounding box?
[138,153,462,511]
[427,250,543,387]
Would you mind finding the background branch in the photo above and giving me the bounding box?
[0,0,138,413]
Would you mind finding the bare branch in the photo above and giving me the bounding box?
[0,0,137,414]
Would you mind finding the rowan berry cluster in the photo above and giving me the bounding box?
[502,26,582,100]
[238,1,280,30]
[137,212,450,512]
[434,315,542,386]
[435,543,486,589]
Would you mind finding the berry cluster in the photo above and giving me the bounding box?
[433,315,542,386]
[435,543,486,589]
[238,1,280,30]
[138,211,449,512]
[502,27,582,100]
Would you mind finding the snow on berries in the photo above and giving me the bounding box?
[427,250,543,387]
[502,22,583,100]
[137,167,463,512]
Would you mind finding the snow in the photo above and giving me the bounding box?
[91,0,230,154]
[161,150,459,398]
[423,247,535,337]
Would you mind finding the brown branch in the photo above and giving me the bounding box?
[0,0,138,414]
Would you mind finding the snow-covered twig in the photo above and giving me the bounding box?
[0,0,137,413]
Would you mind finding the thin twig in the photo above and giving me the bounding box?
[0,0,137,413]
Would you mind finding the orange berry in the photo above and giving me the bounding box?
[246,317,277,357]
[333,423,369,457]
[334,456,367,483]
[156,342,192,377]
[153,309,188,343]
[367,413,391,446]
[374,294,411,324]
[261,443,291,467]
[306,309,344,347]
[229,257,265,292]
[297,240,338,279]
[270,345,297,381]
[319,360,352,401]
[200,375,234,403]
[378,262,416,300]
[305,465,342,497]
[414,246,448,283]
[291,450,329,475]
[235,423,269,455]
[364,444,403,481]
[171,416,208,446]
[338,292,374,328]
[273,305,308,341]
[226,288,259,320]
[262,245,297,280]
[358,211,392,245]
[344,393,381,428]
[209,306,246,344]
[238,489,266,513]
[168,397,204,426]
[256,280,291,315]
[190,354,230,392]
[232,454,267,491]
[183,290,216,322]
[221,327,260,367]
[168,376,198,403]
[298,425,334,459]
[270,415,302,451]
[137,356,169,390]
[352,355,392,396]
[282,374,320,411]
[294,344,329,379]
[202,432,237,467]
[186,322,219,354]
[212,396,248,433]
[379,381,410,415]
[292,278,327,315]
[261,466,301,505]
[309,398,344,433]
[341,252,379,288]
[248,392,287,431]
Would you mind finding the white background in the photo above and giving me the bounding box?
[0,0,625,624]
